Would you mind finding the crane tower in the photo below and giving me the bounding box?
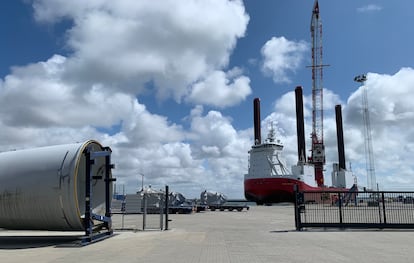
[309,0,327,186]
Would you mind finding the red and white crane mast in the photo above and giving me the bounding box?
[309,0,326,186]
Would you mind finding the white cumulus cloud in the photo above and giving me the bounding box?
[261,36,309,83]
[32,0,250,104]
[187,68,251,108]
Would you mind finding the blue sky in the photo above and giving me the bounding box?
[1,0,414,198]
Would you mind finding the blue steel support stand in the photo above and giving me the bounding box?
[81,146,116,246]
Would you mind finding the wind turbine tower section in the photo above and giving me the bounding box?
[309,0,326,186]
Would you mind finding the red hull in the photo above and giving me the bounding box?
[244,177,320,203]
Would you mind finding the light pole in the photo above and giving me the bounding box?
[138,172,144,192]
[354,74,376,190]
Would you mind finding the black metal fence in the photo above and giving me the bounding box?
[294,189,414,230]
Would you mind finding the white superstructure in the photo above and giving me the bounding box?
[245,126,318,188]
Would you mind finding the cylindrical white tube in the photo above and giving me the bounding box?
[0,140,112,230]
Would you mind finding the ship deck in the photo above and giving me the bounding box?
[1,205,414,262]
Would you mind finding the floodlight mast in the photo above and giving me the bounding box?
[354,74,376,190]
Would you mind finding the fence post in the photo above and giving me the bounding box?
[165,185,169,230]
[159,193,163,230]
[142,193,147,230]
[376,192,382,224]
[338,192,343,225]
[293,185,301,231]
[381,192,386,224]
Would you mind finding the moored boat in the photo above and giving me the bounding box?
[244,123,318,204]
[244,96,355,204]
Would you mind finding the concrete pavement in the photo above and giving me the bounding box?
[1,204,414,262]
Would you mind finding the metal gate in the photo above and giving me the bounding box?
[142,192,165,230]
[111,186,169,231]
[294,189,414,230]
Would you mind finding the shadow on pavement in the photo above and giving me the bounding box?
[0,235,80,249]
